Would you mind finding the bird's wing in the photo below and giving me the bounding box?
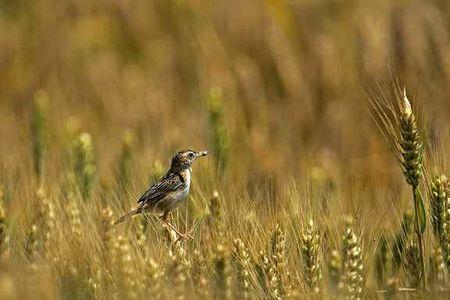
[137,172,184,206]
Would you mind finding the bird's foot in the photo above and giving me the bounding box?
[175,229,194,242]
[161,217,194,241]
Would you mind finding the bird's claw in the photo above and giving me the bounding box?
[175,228,194,242]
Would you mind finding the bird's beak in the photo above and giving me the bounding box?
[197,150,208,157]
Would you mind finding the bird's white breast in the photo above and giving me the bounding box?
[173,168,191,203]
[181,168,191,196]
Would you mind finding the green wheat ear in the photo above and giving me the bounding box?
[117,130,134,192]
[369,85,428,289]
[207,87,230,174]
[399,91,426,231]
[0,186,8,254]
[431,175,448,241]
[429,174,450,275]
[398,89,426,288]
[31,90,48,180]
[73,132,96,200]
[441,187,450,270]
[399,90,423,189]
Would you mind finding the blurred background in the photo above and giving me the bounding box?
[1,1,450,298]
[1,0,450,214]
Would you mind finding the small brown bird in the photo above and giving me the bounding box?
[114,149,208,239]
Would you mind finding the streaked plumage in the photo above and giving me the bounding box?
[114,149,207,238]
[138,167,191,213]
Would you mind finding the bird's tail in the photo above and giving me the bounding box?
[113,207,142,225]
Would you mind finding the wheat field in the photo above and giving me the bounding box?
[1,0,450,299]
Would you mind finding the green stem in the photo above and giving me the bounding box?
[413,187,427,290]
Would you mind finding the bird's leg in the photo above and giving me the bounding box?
[160,212,193,240]
[167,211,174,223]
[168,212,193,231]
[169,212,201,238]
[165,220,193,240]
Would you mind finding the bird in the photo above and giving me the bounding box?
[114,149,208,239]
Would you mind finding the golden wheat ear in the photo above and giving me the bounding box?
[113,208,142,225]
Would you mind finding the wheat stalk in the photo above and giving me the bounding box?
[398,89,427,289]
[118,130,134,193]
[31,90,48,180]
[0,187,8,255]
[392,211,414,271]
[405,241,421,288]
[73,133,96,200]
[207,87,230,174]
[375,232,389,288]
[369,85,427,289]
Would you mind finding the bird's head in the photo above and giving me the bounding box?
[170,149,208,171]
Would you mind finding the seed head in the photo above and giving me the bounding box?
[233,238,252,299]
[301,219,322,294]
[431,175,448,240]
[340,221,364,300]
[402,88,412,118]
[399,89,423,188]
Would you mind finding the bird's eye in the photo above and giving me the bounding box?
[188,152,195,159]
